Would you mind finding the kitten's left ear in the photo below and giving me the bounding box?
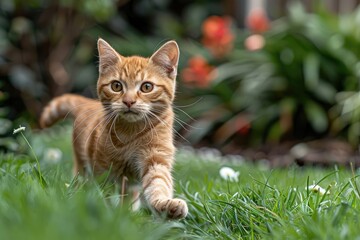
[150,41,179,80]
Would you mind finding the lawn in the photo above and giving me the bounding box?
[0,125,359,240]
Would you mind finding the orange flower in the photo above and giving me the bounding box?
[246,9,270,33]
[202,16,234,58]
[181,56,215,88]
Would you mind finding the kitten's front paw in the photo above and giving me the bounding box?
[154,198,188,219]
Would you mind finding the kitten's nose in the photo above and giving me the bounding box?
[123,100,136,108]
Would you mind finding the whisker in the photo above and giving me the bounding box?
[83,113,115,149]
[174,97,203,108]
[146,111,189,144]
[72,108,108,144]
[72,105,112,123]
[104,119,116,152]
[95,112,117,154]
[143,114,157,145]
[173,106,196,122]
[110,114,125,150]
[136,114,151,136]
[72,106,112,147]
[148,108,197,131]
[62,101,113,121]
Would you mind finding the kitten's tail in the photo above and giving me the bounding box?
[40,94,88,128]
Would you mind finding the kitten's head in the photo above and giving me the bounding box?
[97,39,179,123]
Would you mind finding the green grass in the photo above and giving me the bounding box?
[1,125,360,239]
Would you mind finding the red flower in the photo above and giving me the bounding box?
[246,9,270,33]
[181,56,215,88]
[235,116,251,135]
[202,16,234,58]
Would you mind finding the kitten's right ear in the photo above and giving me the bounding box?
[97,38,121,74]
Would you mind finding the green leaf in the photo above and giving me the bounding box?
[288,2,307,24]
[313,81,336,103]
[304,54,320,90]
[304,101,328,132]
[348,122,360,146]
[185,120,215,143]
[267,121,282,143]
[0,118,12,135]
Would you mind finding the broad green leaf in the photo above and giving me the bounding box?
[348,122,360,146]
[304,54,320,90]
[304,101,328,133]
[267,121,282,143]
[0,118,12,135]
[312,81,336,103]
[185,120,215,143]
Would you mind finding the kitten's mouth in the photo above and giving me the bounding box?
[119,109,143,123]
[123,110,139,115]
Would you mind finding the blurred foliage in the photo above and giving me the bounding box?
[0,82,17,151]
[3,0,360,152]
[177,2,360,148]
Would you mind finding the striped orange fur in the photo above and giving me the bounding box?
[40,39,188,219]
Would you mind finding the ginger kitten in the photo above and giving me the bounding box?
[40,39,188,219]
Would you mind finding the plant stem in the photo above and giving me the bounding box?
[20,132,45,188]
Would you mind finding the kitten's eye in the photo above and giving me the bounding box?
[140,82,154,93]
[111,81,123,92]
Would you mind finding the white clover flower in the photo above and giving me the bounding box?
[44,148,63,164]
[13,125,26,134]
[219,167,240,182]
[306,184,329,195]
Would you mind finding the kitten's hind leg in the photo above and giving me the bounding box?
[72,151,86,177]
[130,187,141,211]
[142,161,188,219]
